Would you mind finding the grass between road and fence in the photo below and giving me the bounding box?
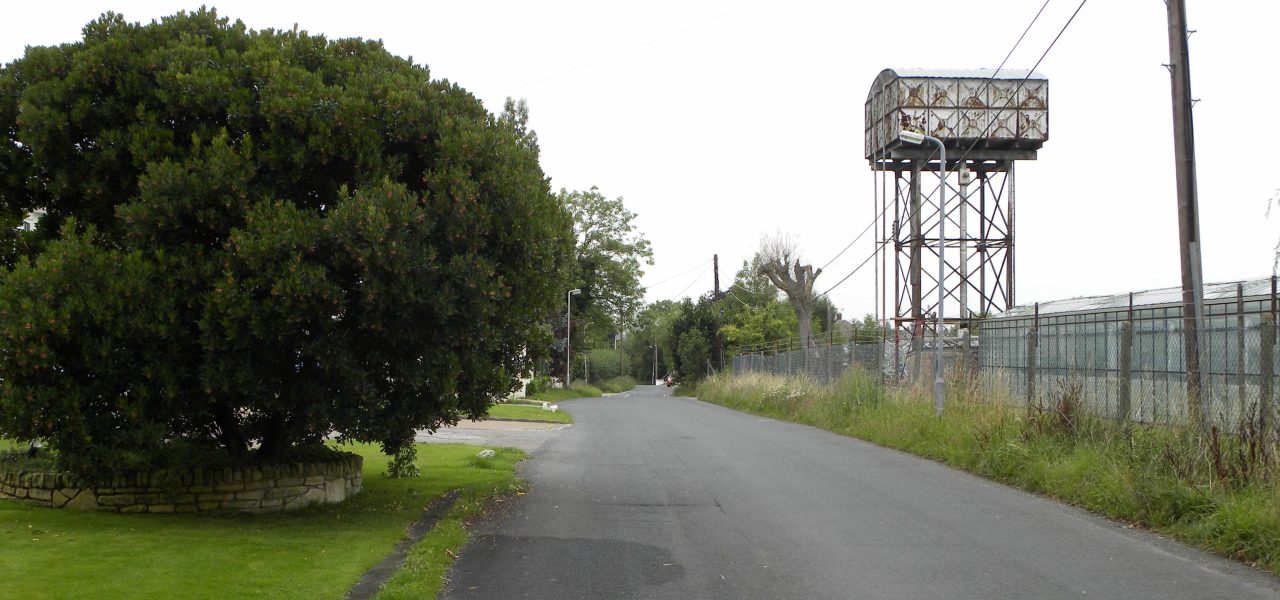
[1,442,525,599]
[487,403,573,424]
[696,370,1280,574]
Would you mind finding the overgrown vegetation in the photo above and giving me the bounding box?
[1,442,525,598]
[696,370,1280,573]
[597,376,637,393]
[672,382,699,398]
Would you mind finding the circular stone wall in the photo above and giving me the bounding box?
[0,453,362,514]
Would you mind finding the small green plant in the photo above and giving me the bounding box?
[386,445,420,478]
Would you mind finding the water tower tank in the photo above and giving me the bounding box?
[865,68,1048,162]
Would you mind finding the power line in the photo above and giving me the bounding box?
[819,218,875,271]
[645,259,713,289]
[812,244,881,306]
[956,0,1088,165]
[672,263,713,300]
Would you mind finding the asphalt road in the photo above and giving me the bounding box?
[442,385,1280,600]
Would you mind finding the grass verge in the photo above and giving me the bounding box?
[526,383,602,403]
[696,370,1280,574]
[373,447,525,599]
[486,403,572,424]
[1,442,524,599]
[672,381,698,397]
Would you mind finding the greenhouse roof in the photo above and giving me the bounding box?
[994,277,1275,319]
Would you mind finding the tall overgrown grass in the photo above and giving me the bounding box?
[597,376,637,394]
[697,369,1280,573]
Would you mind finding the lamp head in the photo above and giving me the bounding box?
[899,129,926,145]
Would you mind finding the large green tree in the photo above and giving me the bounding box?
[555,187,652,377]
[0,9,573,475]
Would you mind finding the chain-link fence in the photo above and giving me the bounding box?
[981,294,1279,429]
[731,334,973,387]
[731,279,1280,430]
[732,332,890,383]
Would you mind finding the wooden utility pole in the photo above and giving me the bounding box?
[713,254,724,371]
[713,254,721,300]
[1167,0,1207,432]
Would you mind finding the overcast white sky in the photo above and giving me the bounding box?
[3,1,1276,320]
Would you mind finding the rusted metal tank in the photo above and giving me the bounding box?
[865,68,1047,161]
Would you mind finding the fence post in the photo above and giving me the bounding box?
[1261,313,1275,437]
[1237,283,1245,425]
[1119,321,1133,422]
[1026,326,1038,410]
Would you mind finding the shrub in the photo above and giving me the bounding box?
[524,375,553,397]
[587,349,623,382]
[598,376,637,394]
[0,9,573,478]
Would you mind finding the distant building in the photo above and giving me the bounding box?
[19,209,46,232]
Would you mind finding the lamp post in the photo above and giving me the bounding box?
[650,344,657,385]
[900,129,947,416]
[652,318,659,385]
[566,288,581,388]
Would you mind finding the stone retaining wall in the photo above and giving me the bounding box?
[0,453,362,514]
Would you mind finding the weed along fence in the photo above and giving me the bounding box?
[731,277,1280,429]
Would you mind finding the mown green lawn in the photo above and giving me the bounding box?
[1,443,524,600]
[487,403,572,424]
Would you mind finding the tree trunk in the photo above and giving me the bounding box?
[210,402,249,457]
[795,302,814,348]
[257,413,288,458]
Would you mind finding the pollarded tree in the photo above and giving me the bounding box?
[756,233,822,348]
[0,9,574,476]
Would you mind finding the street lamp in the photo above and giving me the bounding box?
[650,344,657,385]
[652,318,659,385]
[900,129,947,416]
[566,288,581,388]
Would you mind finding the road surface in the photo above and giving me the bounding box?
[442,385,1280,599]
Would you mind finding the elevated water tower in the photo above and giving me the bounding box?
[865,68,1048,362]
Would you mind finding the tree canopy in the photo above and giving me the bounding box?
[551,187,651,380]
[0,9,573,475]
[561,187,652,326]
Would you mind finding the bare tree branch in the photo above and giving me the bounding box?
[756,232,822,347]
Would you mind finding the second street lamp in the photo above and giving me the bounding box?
[566,288,581,388]
[899,129,947,416]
